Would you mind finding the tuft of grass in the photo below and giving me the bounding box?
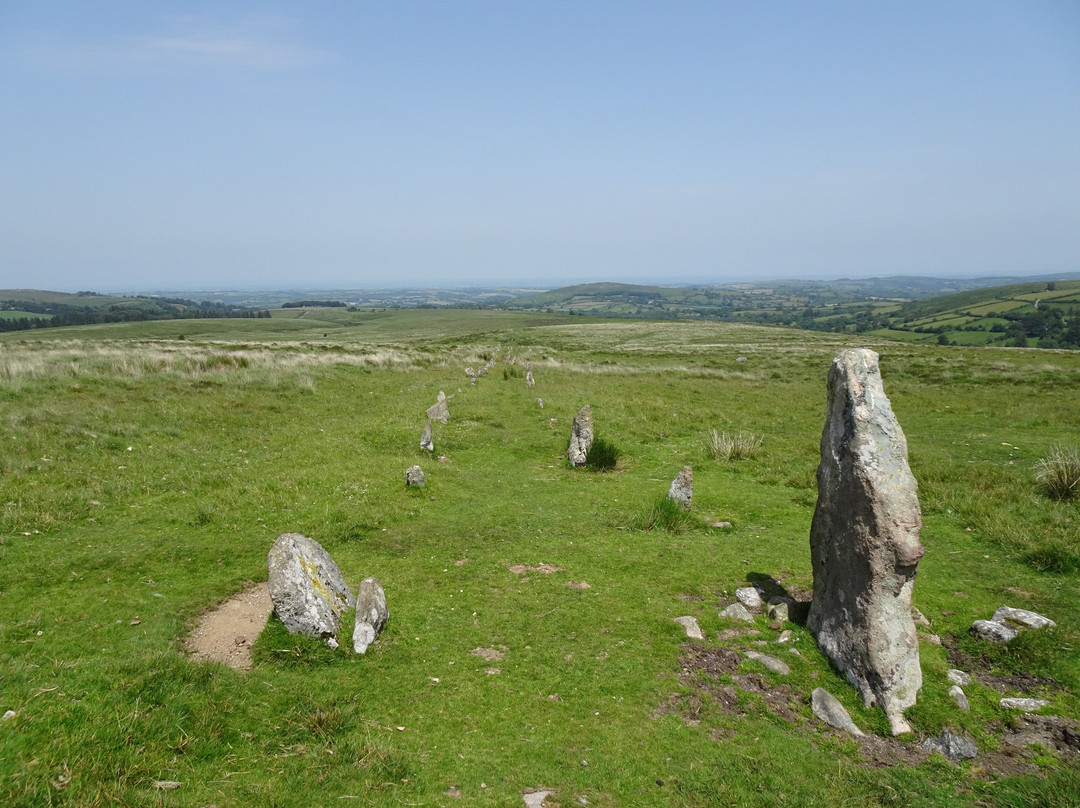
[1035,445,1080,501]
[627,494,693,532]
[584,436,620,472]
[704,428,762,461]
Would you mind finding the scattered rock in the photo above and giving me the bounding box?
[709,520,733,529]
[999,697,1050,712]
[405,465,425,487]
[923,633,942,646]
[152,780,182,790]
[911,606,931,627]
[508,563,563,575]
[426,391,449,423]
[743,650,791,675]
[767,596,793,623]
[2,710,15,720]
[352,577,388,654]
[567,405,594,467]
[970,619,1018,643]
[807,349,924,735]
[523,790,552,808]
[667,466,693,509]
[420,421,433,452]
[736,356,747,363]
[735,586,763,611]
[267,534,354,645]
[991,606,1056,629]
[921,728,977,761]
[674,616,704,640]
[949,685,970,712]
[719,603,754,623]
[776,629,793,643]
[811,687,865,737]
[946,669,972,687]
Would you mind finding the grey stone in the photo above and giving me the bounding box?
[811,688,865,736]
[735,586,763,611]
[420,421,433,452]
[719,603,755,622]
[674,616,704,640]
[405,465,425,487]
[743,650,791,675]
[567,405,594,467]
[949,685,970,712]
[736,356,747,363]
[767,596,794,623]
[922,728,977,761]
[776,629,793,643]
[971,619,1018,643]
[537,398,544,409]
[807,349,924,735]
[352,577,388,654]
[525,363,535,388]
[426,391,449,423]
[667,466,693,509]
[946,669,972,687]
[912,606,931,627]
[2,710,15,721]
[267,533,354,644]
[992,606,1056,629]
[999,697,1050,712]
[522,791,552,808]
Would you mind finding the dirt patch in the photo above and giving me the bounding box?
[944,635,1061,695]
[508,563,564,574]
[184,582,273,671]
[470,646,506,662]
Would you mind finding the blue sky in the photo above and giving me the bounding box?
[2,2,1078,292]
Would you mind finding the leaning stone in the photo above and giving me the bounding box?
[267,533,354,644]
[922,728,977,761]
[743,650,791,675]
[353,577,388,654]
[971,619,1018,643]
[947,669,972,687]
[420,421,434,452]
[999,697,1050,712]
[949,685,970,712]
[807,349,924,736]
[991,606,1056,629]
[667,466,693,509]
[567,405,594,467]
[811,688,865,736]
[674,616,704,640]
[736,586,763,611]
[767,596,793,623]
[426,391,449,424]
[719,603,754,623]
[405,465,425,487]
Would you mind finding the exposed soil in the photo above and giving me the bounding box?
[508,563,564,574]
[184,581,273,671]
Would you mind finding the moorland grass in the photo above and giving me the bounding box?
[1,312,1079,806]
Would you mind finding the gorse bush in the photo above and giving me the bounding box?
[584,437,620,471]
[1036,445,1080,501]
[704,429,762,461]
[627,494,692,532]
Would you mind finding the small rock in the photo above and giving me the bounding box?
[709,521,733,529]
[405,465,425,487]
[767,597,792,623]
[736,356,747,363]
[2,710,15,720]
[971,619,1019,643]
[525,363,535,389]
[811,688,864,736]
[523,790,552,808]
[776,629,793,643]
[735,587,763,611]
[152,781,182,790]
[949,685,970,712]
[743,650,791,675]
[674,616,704,640]
[667,466,693,509]
[719,603,754,623]
[946,669,972,687]
[999,697,1050,712]
[911,606,931,627]
[991,606,1056,629]
[426,392,449,423]
[537,398,544,409]
[923,633,942,645]
[921,728,977,761]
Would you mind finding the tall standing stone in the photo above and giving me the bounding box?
[567,405,594,467]
[667,466,693,509]
[352,577,389,654]
[426,391,449,424]
[420,421,434,451]
[807,349,924,735]
[267,533,355,647]
[525,362,535,388]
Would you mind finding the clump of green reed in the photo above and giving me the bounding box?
[584,436,620,472]
[704,429,762,461]
[1035,445,1080,501]
[627,493,692,532]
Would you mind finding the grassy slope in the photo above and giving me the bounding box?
[1,312,1078,807]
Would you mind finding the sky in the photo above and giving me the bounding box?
[2,2,1079,292]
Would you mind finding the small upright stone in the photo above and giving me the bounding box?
[525,363,535,388]
[567,405,594,467]
[807,349,924,735]
[405,465,425,487]
[420,421,434,452]
[267,533,355,645]
[735,586,763,611]
[674,616,704,640]
[353,577,388,654]
[667,466,693,509]
[767,596,793,623]
[426,391,450,423]
[811,688,865,736]
[949,685,970,712]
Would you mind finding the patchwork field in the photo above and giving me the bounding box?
[1,310,1078,806]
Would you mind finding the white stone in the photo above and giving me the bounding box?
[999,697,1050,712]
[971,619,1018,643]
[811,688,865,736]
[719,603,755,623]
[674,616,704,640]
[735,587,763,611]
[991,606,1056,629]
[353,577,389,654]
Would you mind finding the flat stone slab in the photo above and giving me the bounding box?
[674,616,704,640]
[971,619,1019,643]
[743,650,791,675]
[811,687,864,737]
[719,603,754,623]
[992,606,1055,629]
[922,728,977,761]
[1000,697,1051,712]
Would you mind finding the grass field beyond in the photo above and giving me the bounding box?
[1,311,1078,807]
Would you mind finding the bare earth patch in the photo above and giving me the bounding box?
[184,582,273,671]
[508,563,564,574]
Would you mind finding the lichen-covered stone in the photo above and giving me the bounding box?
[991,606,1055,629]
[807,349,924,735]
[567,405,593,467]
[352,577,388,654]
[971,619,1018,643]
[426,391,449,423]
[667,466,693,509]
[420,421,433,452]
[405,465,425,487]
[267,533,354,645]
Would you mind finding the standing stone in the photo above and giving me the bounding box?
[267,533,355,646]
[667,466,693,509]
[426,391,449,423]
[674,616,704,640]
[352,577,388,654]
[525,362,535,388]
[420,421,434,452]
[807,349,925,735]
[567,405,594,467]
[405,465,425,487]
[735,586,763,611]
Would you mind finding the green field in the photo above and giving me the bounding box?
[2,311,1078,806]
